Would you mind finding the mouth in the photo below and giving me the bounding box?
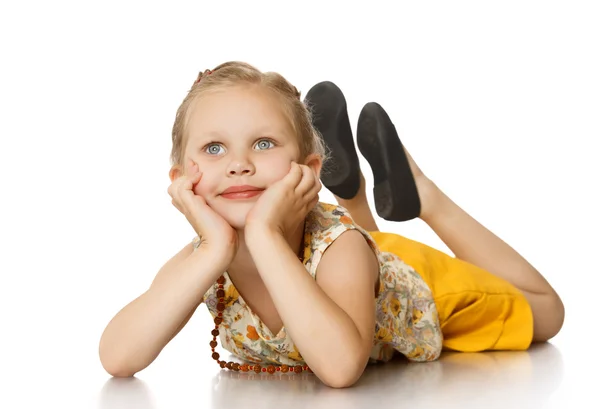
[220,185,265,200]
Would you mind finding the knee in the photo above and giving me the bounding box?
[548,293,565,339]
[532,291,565,342]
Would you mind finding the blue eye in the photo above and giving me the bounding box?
[255,139,275,150]
[205,143,225,155]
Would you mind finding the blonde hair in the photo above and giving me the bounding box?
[170,61,329,168]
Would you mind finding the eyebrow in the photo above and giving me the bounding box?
[196,128,289,142]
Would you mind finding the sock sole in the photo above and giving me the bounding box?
[304,81,360,199]
[357,102,421,221]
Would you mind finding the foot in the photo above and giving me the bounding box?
[357,102,438,222]
[304,81,361,199]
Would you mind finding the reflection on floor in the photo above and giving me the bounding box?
[99,342,564,409]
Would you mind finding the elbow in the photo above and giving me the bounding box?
[318,356,369,389]
[103,363,138,378]
[100,354,138,378]
[320,364,364,389]
[322,374,361,389]
[99,343,139,378]
[318,338,372,388]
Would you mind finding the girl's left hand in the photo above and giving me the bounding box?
[245,162,320,237]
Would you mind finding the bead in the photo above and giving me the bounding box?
[208,274,317,378]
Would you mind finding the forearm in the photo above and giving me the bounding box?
[99,249,221,376]
[247,229,367,382]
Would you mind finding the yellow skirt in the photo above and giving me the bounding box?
[369,231,534,352]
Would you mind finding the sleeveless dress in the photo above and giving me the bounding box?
[193,202,533,367]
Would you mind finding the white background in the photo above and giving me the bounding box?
[1,0,598,408]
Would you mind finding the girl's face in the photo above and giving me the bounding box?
[182,85,302,230]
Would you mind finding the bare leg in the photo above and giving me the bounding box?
[336,141,564,342]
[334,172,379,232]
[407,149,564,343]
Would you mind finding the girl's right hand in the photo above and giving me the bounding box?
[168,159,238,267]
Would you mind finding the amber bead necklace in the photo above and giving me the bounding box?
[209,241,312,374]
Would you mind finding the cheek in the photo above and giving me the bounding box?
[261,156,293,181]
[193,170,219,197]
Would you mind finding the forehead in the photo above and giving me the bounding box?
[186,85,294,143]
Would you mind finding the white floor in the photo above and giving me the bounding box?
[2,315,596,409]
[5,305,592,409]
[91,339,593,409]
[2,1,599,408]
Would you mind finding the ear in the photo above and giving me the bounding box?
[169,164,184,183]
[303,153,323,178]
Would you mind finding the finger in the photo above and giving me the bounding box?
[181,169,202,191]
[180,188,205,212]
[292,164,308,192]
[303,190,319,213]
[185,158,198,175]
[176,173,195,197]
[190,171,203,190]
[285,162,303,187]
[304,176,321,200]
[173,172,188,193]
[303,181,320,209]
[307,194,319,211]
[296,165,317,195]
[169,173,192,196]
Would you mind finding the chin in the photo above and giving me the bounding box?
[215,201,255,230]
[224,214,248,230]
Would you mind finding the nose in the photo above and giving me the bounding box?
[226,157,255,176]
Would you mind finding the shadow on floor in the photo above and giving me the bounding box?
[98,342,563,409]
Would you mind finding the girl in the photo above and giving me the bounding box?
[98,61,564,389]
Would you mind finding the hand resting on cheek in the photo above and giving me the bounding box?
[245,162,321,238]
[167,158,238,268]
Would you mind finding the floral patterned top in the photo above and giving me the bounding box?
[193,202,443,366]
